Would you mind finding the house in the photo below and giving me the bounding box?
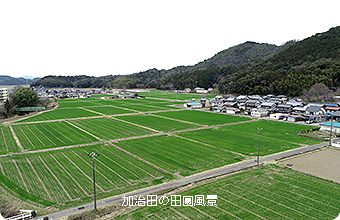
[276,95,288,102]
[325,106,340,116]
[268,97,282,103]
[320,122,340,134]
[223,101,238,108]
[224,107,241,114]
[286,100,304,107]
[184,102,202,109]
[258,102,277,113]
[251,108,268,117]
[184,88,191,93]
[291,106,308,115]
[246,99,261,109]
[274,104,292,114]
[209,100,223,108]
[305,105,327,122]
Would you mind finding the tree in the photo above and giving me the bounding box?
[303,83,333,102]
[4,99,12,113]
[11,87,39,108]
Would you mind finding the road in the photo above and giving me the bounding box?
[38,142,328,220]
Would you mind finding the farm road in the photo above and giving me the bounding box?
[39,142,329,220]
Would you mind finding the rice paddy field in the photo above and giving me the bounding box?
[1,94,333,217]
[116,165,340,220]
[0,143,168,208]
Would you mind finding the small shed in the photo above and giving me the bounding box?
[320,122,340,134]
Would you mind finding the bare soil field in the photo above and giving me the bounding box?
[280,147,340,183]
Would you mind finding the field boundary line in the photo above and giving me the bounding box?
[12,115,106,125]
[83,149,137,184]
[213,205,242,220]
[109,105,140,113]
[19,126,35,149]
[26,125,46,147]
[110,143,171,175]
[61,152,104,192]
[9,125,24,151]
[169,207,190,219]
[231,184,316,219]
[270,178,340,210]
[151,113,204,127]
[72,150,118,188]
[50,154,89,197]
[110,117,160,133]
[1,128,8,152]
[40,124,66,144]
[242,180,336,217]
[218,196,267,219]
[12,160,29,192]
[65,121,102,141]
[38,156,73,201]
[190,206,217,219]
[0,163,3,175]
[221,188,293,220]
[33,125,56,146]
[100,146,155,178]
[26,158,52,201]
[173,134,245,157]
[79,107,105,116]
[44,123,74,143]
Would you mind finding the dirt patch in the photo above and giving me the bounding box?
[280,148,340,183]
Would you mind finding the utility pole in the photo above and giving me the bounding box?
[330,115,333,146]
[257,128,263,167]
[88,152,99,211]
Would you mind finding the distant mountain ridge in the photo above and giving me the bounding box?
[31,26,340,96]
[0,75,40,85]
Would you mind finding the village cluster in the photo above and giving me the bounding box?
[185,94,340,125]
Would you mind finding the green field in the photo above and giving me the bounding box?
[3,94,332,217]
[0,126,18,154]
[18,108,101,122]
[145,90,216,100]
[178,120,321,156]
[116,115,200,132]
[115,135,243,176]
[116,165,340,220]
[83,106,136,115]
[155,110,251,125]
[71,117,155,140]
[0,144,168,207]
[12,121,97,150]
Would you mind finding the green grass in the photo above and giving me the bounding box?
[71,118,155,140]
[115,135,243,176]
[178,120,321,156]
[12,122,97,150]
[0,126,18,154]
[116,165,340,220]
[0,143,168,207]
[145,90,216,100]
[116,115,201,132]
[83,106,136,115]
[57,100,103,109]
[18,108,101,122]
[155,110,251,125]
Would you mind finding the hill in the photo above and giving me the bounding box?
[218,26,340,95]
[0,75,40,85]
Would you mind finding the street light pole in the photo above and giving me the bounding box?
[257,128,263,167]
[88,152,99,212]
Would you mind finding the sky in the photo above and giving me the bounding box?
[0,0,339,78]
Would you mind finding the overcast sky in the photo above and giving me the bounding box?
[0,0,339,78]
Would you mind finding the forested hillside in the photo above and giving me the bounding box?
[218,26,340,95]
[0,75,39,85]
